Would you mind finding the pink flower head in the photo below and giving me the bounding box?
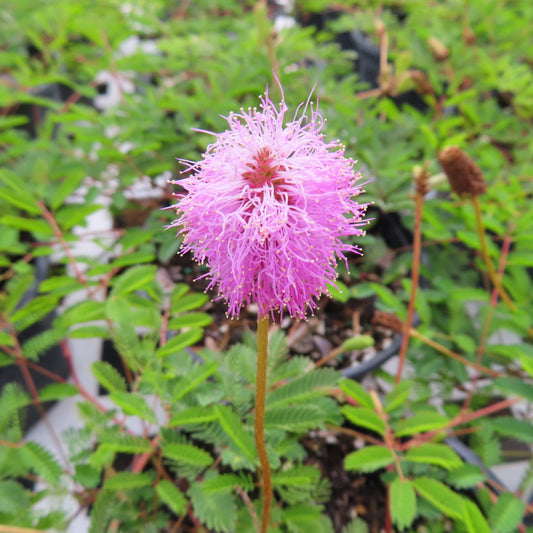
[169,86,367,320]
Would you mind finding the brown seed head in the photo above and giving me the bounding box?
[438,146,487,197]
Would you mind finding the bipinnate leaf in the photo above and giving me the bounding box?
[216,405,256,461]
[98,433,152,454]
[490,417,533,444]
[171,361,218,401]
[463,499,491,533]
[344,446,394,473]
[111,265,157,296]
[389,478,416,531]
[264,405,327,431]
[493,376,533,402]
[447,464,486,489]
[170,292,209,313]
[104,472,153,491]
[202,473,255,494]
[39,383,79,402]
[0,480,30,513]
[162,443,213,468]
[189,479,236,532]
[404,443,462,470]
[273,465,321,488]
[266,367,338,408]
[394,411,449,437]
[92,361,127,393]
[20,441,62,484]
[109,391,157,423]
[339,378,374,408]
[157,329,204,358]
[168,312,213,329]
[384,381,413,412]
[169,405,218,427]
[57,300,106,327]
[156,480,187,515]
[412,477,464,520]
[488,493,525,533]
[342,405,386,435]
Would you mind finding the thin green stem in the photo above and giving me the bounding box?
[255,315,272,533]
[472,196,515,311]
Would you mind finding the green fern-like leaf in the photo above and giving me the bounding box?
[89,489,114,533]
[490,416,533,444]
[488,493,526,533]
[412,477,465,521]
[20,441,63,484]
[266,368,338,408]
[273,464,321,488]
[203,473,255,494]
[0,382,30,433]
[170,361,218,401]
[389,478,417,531]
[11,294,60,332]
[99,432,153,454]
[276,469,331,505]
[104,472,153,491]
[270,356,309,382]
[264,405,327,432]
[162,442,213,479]
[21,326,66,361]
[5,273,34,314]
[92,361,127,393]
[189,478,236,532]
[283,504,334,533]
[216,405,256,462]
[0,480,30,513]
[156,479,187,515]
[109,391,157,423]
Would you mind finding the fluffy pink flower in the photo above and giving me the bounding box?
[169,87,367,319]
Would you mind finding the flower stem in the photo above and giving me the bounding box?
[472,196,515,311]
[255,315,272,533]
[395,175,425,384]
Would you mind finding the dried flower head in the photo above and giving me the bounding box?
[169,86,367,319]
[438,146,487,197]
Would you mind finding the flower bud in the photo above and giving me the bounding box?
[428,36,449,61]
[438,146,487,197]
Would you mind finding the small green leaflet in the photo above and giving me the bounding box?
[342,406,386,435]
[109,392,157,423]
[156,480,187,515]
[344,446,394,473]
[404,443,462,470]
[389,478,416,531]
[488,493,525,533]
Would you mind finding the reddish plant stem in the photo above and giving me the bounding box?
[255,315,272,533]
[236,484,260,533]
[395,187,424,384]
[10,326,69,467]
[38,201,89,290]
[409,328,502,377]
[400,396,520,451]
